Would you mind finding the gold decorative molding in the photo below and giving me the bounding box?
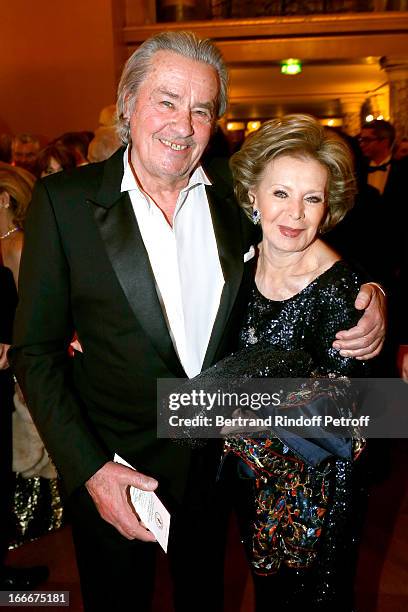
[123,12,408,44]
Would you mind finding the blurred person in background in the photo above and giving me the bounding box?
[0,134,12,163]
[393,137,408,161]
[358,120,407,326]
[323,128,387,287]
[0,168,49,587]
[87,127,121,163]
[358,120,406,206]
[358,119,406,485]
[0,163,64,548]
[35,143,77,178]
[98,104,117,127]
[0,265,49,589]
[11,134,40,175]
[55,131,92,167]
[0,164,33,284]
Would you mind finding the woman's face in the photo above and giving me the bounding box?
[250,155,328,255]
[40,157,63,178]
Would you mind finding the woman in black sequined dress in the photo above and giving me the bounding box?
[0,165,63,547]
[223,116,371,611]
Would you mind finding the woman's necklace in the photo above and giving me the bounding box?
[0,226,20,240]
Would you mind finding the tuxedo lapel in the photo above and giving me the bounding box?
[88,150,185,377]
[202,183,244,370]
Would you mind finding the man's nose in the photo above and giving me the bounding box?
[172,109,194,137]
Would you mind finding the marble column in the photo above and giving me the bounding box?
[340,96,366,137]
[380,56,408,140]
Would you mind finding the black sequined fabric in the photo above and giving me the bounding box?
[224,261,370,609]
[239,261,368,377]
[9,475,64,549]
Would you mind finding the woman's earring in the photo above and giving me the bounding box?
[252,209,261,225]
[0,192,10,209]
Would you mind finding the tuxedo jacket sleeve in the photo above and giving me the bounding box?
[10,178,110,496]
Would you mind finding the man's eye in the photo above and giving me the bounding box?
[161,100,174,109]
[194,109,210,118]
[273,190,287,198]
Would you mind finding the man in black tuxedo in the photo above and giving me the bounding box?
[359,120,404,201]
[359,120,407,275]
[359,120,407,372]
[10,32,385,611]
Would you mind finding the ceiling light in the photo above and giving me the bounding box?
[319,118,343,128]
[247,121,261,132]
[281,59,302,75]
[226,122,246,131]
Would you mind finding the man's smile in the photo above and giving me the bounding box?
[159,138,190,151]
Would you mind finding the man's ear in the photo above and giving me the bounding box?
[123,94,134,121]
[0,191,10,209]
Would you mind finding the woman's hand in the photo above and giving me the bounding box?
[332,283,386,360]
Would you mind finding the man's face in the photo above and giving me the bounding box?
[12,141,39,174]
[127,50,219,191]
[359,128,390,162]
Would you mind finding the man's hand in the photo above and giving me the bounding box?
[85,461,158,541]
[332,283,386,360]
[0,343,10,370]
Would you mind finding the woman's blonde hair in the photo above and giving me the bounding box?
[230,114,356,233]
[0,163,34,228]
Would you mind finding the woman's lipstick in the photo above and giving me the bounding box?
[278,225,304,238]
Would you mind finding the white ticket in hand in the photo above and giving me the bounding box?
[114,453,170,553]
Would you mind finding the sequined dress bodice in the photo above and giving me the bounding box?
[238,260,368,377]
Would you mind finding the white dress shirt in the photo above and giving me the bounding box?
[121,147,224,378]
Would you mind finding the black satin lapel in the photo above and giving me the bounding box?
[202,185,244,369]
[95,147,127,206]
[91,193,185,376]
